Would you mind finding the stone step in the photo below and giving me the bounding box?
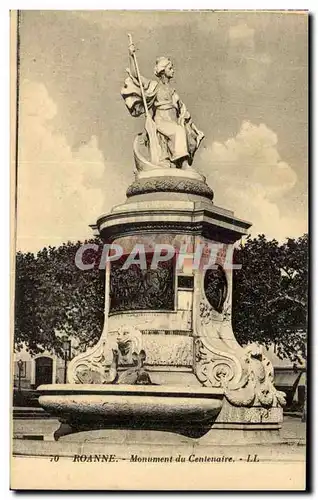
[13,407,52,420]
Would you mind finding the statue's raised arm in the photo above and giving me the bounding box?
[121,35,204,171]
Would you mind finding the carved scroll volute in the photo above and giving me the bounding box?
[192,242,243,388]
[67,337,112,384]
[224,344,286,408]
[67,262,112,384]
[194,338,240,388]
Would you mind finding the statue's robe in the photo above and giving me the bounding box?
[121,71,204,164]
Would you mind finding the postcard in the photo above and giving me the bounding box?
[11,10,308,490]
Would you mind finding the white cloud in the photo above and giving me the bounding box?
[16,79,106,253]
[200,121,307,241]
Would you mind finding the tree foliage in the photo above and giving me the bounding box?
[14,239,105,356]
[233,233,308,361]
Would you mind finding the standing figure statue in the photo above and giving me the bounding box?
[121,35,204,171]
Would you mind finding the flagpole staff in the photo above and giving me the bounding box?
[127,33,160,165]
[128,33,149,118]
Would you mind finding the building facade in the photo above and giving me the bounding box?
[13,346,66,389]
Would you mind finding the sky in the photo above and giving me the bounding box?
[15,10,308,252]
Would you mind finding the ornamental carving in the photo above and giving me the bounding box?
[194,339,237,388]
[69,326,153,385]
[126,177,214,200]
[224,343,286,408]
[68,339,111,384]
[109,260,175,313]
[194,263,243,388]
[203,265,228,313]
[116,325,143,364]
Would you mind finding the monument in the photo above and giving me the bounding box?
[38,36,286,443]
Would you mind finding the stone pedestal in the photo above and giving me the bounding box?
[38,167,286,441]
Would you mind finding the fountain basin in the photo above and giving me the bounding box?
[38,384,224,439]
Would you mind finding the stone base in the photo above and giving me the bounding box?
[215,399,284,430]
[136,166,206,182]
[126,167,214,201]
[126,176,214,201]
[198,428,283,446]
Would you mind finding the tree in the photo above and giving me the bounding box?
[233,233,308,361]
[14,239,105,356]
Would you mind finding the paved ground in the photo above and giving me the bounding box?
[12,415,306,442]
[281,417,306,442]
[12,415,306,464]
[11,415,306,490]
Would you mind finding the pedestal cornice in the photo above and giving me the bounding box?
[95,201,251,244]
